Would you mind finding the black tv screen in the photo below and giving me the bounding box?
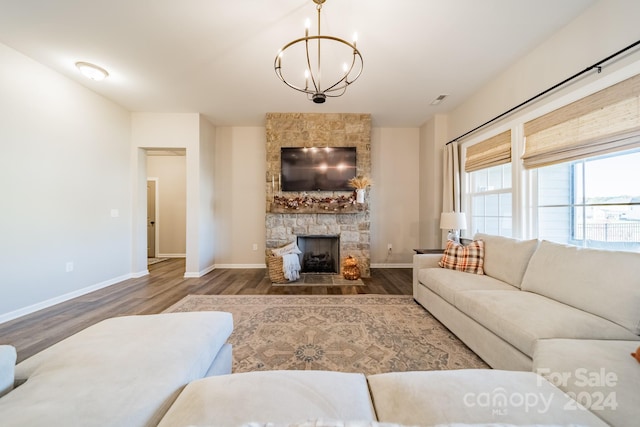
[281,147,357,191]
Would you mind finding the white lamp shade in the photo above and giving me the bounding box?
[440,212,467,230]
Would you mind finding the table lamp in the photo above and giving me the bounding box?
[440,212,467,244]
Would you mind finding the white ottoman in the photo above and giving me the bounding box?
[158,370,376,427]
[367,369,608,426]
[1,311,233,427]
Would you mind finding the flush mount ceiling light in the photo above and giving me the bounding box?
[75,61,109,81]
[274,0,363,104]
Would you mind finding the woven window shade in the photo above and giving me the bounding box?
[522,73,640,169]
[465,130,511,172]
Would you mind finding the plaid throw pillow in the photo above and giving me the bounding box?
[438,239,485,275]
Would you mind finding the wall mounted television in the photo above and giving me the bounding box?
[281,147,357,191]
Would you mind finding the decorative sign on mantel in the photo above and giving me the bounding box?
[270,194,366,214]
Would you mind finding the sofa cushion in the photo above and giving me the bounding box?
[454,290,639,357]
[438,239,484,274]
[534,339,640,427]
[474,233,538,288]
[3,312,233,427]
[417,267,517,307]
[521,240,640,335]
[0,345,16,398]
[157,370,376,427]
[367,370,608,426]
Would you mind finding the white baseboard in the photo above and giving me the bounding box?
[132,269,149,278]
[370,263,413,268]
[0,273,134,325]
[184,264,216,278]
[157,253,185,258]
[214,263,266,269]
[209,263,411,269]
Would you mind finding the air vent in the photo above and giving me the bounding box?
[430,94,448,106]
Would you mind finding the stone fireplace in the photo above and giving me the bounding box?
[265,113,371,277]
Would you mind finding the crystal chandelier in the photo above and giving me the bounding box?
[274,0,363,103]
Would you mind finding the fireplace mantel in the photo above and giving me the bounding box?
[268,203,367,214]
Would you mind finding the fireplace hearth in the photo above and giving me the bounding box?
[297,235,339,274]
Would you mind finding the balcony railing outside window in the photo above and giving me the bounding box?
[537,149,640,253]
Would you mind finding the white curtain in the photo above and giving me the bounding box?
[442,141,461,213]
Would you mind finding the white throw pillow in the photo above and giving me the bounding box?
[0,345,17,397]
[271,241,302,257]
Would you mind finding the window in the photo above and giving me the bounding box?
[458,73,640,249]
[536,148,640,252]
[466,163,513,237]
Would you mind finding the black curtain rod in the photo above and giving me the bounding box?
[446,38,640,146]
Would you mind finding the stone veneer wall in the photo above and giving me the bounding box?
[265,113,371,277]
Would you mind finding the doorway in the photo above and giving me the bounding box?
[146,149,187,261]
[146,178,158,258]
[133,147,189,277]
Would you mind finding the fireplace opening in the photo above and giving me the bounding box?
[296,235,340,274]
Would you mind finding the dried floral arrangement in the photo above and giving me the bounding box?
[348,175,373,189]
[273,194,357,210]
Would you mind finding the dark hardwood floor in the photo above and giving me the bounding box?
[0,258,413,362]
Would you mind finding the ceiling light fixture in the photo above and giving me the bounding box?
[274,0,363,104]
[75,61,109,81]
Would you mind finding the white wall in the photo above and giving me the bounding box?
[370,128,421,266]
[419,114,449,249]
[198,117,216,272]
[131,113,216,277]
[214,127,266,267]
[0,43,132,321]
[147,156,187,256]
[448,0,640,140]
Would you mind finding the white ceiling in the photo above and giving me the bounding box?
[0,0,596,127]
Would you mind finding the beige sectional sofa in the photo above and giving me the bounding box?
[3,332,609,426]
[157,369,609,426]
[2,236,638,427]
[414,234,640,426]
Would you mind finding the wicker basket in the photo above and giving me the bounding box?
[266,255,288,284]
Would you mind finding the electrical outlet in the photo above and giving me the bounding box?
[252,243,258,251]
[65,262,74,272]
[387,243,392,251]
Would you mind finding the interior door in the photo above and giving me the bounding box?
[147,180,156,258]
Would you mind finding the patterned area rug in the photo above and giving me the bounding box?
[163,295,488,375]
